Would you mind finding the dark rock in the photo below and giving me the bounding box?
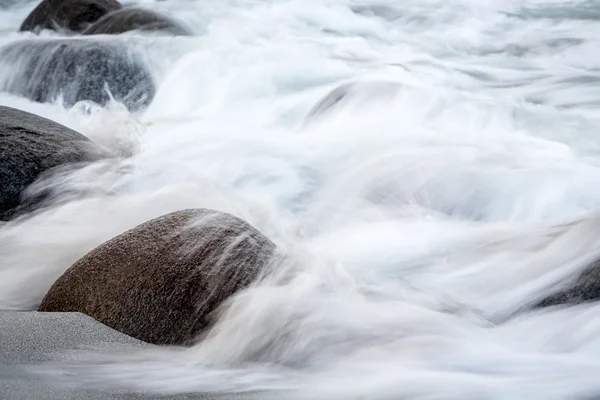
[0,38,155,112]
[0,106,106,221]
[83,7,191,36]
[20,0,122,33]
[536,260,600,307]
[39,209,277,346]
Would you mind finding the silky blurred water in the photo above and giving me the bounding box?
[3,0,600,398]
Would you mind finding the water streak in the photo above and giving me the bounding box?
[3,0,600,398]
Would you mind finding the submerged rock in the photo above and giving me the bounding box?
[536,261,600,307]
[350,5,404,21]
[0,106,106,221]
[0,38,155,111]
[83,7,191,36]
[305,80,403,122]
[39,209,277,346]
[19,0,122,33]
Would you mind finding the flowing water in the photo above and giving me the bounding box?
[3,0,600,398]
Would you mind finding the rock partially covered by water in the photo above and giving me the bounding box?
[0,106,106,221]
[536,261,600,308]
[305,80,403,122]
[0,38,155,112]
[20,0,122,33]
[39,209,277,346]
[83,7,191,36]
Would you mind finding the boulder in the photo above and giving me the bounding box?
[0,106,106,221]
[536,260,600,307]
[39,209,277,346]
[0,38,155,112]
[83,7,191,36]
[20,0,122,33]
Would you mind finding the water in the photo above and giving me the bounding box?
[2,0,600,398]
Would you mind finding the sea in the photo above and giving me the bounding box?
[2,0,600,399]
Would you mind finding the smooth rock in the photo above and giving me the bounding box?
[0,38,156,111]
[0,311,209,399]
[83,7,191,36]
[19,0,122,33]
[0,105,106,221]
[39,209,277,346]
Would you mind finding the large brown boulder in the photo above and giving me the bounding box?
[0,106,106,221]
[82,7,191,36]
[19,0,122,33]
[39,209,277,346]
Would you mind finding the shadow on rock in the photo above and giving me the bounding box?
[20,0,122,33]
[39,209,278,346]
[0,106,108,221]
[83,7,192,36]
[0,38,156,112]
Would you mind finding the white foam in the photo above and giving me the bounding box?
[3,0,600,398]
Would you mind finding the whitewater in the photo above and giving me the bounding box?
[4,0,600,398]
